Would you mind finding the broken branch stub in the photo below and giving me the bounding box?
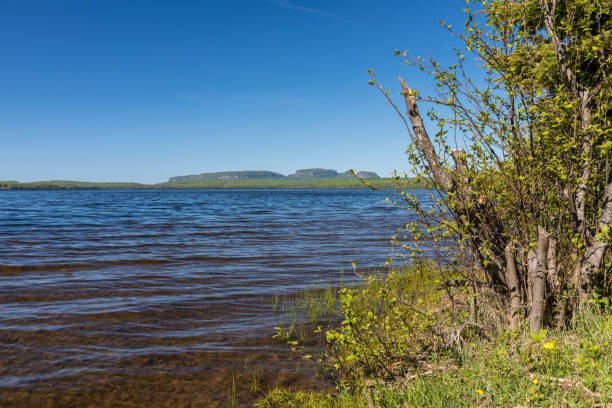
[399,76,453,191]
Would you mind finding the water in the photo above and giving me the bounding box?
[0,189,428,407]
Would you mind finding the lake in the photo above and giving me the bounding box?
[0,189,430,407]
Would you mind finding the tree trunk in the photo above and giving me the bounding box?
[527,249,536,308]
[505,244,522,329]
[529,226,549,333]
[538,0,609,305]
[546,237,564,327]
[577,178,612,302]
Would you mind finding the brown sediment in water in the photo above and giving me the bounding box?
[1,353,332,408]
[0,293,336,407]
[2,364,331,408]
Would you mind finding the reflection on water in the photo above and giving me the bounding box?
[0,189,429,407]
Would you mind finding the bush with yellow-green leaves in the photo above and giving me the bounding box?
[259,288,611,408]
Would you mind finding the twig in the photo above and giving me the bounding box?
[528,373,602,400]
[453,322,491,346]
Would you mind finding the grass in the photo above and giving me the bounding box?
[258,264,612,408]
[259,308,611,407]
[271,278,347,349]
[227,375,238,408]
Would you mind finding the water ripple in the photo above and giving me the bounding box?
[0,188,431,406]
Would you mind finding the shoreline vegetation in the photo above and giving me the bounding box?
[259,265,611,408]
[0,168,425,190]
[254,0,612,404]
[0,177,423,190]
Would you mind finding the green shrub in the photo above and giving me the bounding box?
[260,303,611,407]
[322,264,447,385]
[261,263,611,407]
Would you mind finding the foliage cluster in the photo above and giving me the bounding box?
[262,0,611,405]
[260,275,611,407]
[367,0,611,334]
[322,264,445,386]
[270,265,495,389]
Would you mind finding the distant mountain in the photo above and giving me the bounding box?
[168,169,380,182]
[354,171,379,179]
[288,168,338,178]
[168,171,285,182]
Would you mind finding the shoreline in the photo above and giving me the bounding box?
[0,178,424,190]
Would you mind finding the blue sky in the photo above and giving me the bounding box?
[1,0,468,183]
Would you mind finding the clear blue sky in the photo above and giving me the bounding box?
[1,0,467,183]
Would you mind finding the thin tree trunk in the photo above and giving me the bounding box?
[527,249,536,307]
[505,244,522,329]
[538,0,594,242]
[578,178,612,301]
[530,226,549,333]
[546,237,564,327]
[452,149,469,188]
[519,249,528,305]
[547,238,558,292]
[470,284,479,323]
[575,104,594,238]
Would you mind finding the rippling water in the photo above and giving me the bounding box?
[0,189,427,407]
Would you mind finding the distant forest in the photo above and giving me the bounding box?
[0,175,423,190]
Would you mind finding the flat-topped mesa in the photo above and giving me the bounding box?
[355,171,379,179]
[290,168,338,178]
[336,170,380,179]
[169,171,284,182]
[168,169,381,183]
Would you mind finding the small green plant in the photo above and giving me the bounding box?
[227,374,237,408]
[250,366,264,394]
[273,325,294,342]
[322,264,447,385]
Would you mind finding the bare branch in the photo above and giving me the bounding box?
[538,0,581,95]
[399,76,453,191]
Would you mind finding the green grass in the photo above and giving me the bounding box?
[259,265,611,408]
[259,307,611,407]
[271,278,347,351]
